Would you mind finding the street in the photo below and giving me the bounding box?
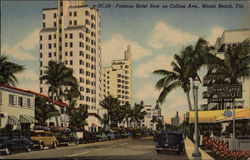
[1,137,187,160]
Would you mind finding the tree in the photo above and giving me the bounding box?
[121,102,132,128]
[35,96,60,126]
[40,61,79,101]
[100,95,121,128]
[153,49,192,111]
[68,105,89,131]
[204,39,250,84]
[130,102,147,127]
[95,113,109,131]
[0,55,24,86]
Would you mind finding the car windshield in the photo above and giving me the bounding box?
[166,133,182,145]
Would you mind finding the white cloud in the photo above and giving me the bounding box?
[148,21,197,49]
[207,26,224,45]
[134,54,173,78]
[102,34,151,66]
[2,29,39,60]
[16,69,39,81]
[135,84,159,101]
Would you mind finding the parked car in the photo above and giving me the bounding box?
[106,132,116,140]
[155,130,184,154]
[0,133,33,155]
[96,132,108,141]
[30,130,59,149]
[55,131,79,146]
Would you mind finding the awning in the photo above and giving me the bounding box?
[7,115,20,125]
[20,115,37,124]
[216,108,250,122]
[189,108,249,123]
[91,123,97,127]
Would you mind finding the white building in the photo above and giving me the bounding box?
[215,29,250,109]
[102,46,132,105]
[0,84,36,130]
[39,0,104,131]
[141,102,164,131]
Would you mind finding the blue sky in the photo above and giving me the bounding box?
[1,1,250,122]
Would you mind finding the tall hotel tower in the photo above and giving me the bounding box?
[102,46,132,105]
[39,0,103,131]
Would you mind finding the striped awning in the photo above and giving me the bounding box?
[7,115,20,126]
[20,115,37,124]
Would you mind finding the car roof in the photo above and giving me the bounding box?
[162,130,183,135]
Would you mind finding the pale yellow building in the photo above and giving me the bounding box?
[39,0,104,131]
[102,46,132,105]
[0,85,36,130]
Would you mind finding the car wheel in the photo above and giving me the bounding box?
[5,148,11,155]
[39,143,44,150]
[75,141,79,145]
[156,150,161,154]
[53,142,57,149]
[26,146,31,152]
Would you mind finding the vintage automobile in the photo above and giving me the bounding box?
[155,130,184,154]
[0,133,33,155]
[106,132,116,140]
[30,130,59,149]
[55,131,79,146]
[96,132,108,142]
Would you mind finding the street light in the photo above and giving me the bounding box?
[192,79,201,157]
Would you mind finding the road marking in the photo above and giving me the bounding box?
[119,143,128,145]
[67,151,90,157]
[94,148,104,151]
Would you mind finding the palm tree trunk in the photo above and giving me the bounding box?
[185,91,192,111]
[192,79,195,111]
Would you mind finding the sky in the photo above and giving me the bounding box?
[1,0,250,123]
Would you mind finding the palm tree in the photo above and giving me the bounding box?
[121,102,132,128]
[100,95,121,128]
[68,105,89,131]
[204,39,250,84]
[130,102,147,127]
[35,96,60,126]
[40,61,79,101]
[153,49,192,111]
[0,55,24,86]
[95,113,109,131]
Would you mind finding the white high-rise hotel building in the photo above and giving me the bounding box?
[39,0,103,131]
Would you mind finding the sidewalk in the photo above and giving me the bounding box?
[185,138,214,160]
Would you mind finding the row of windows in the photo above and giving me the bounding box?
[9,94,33,108]
[117,90,129,94]
[117,95,129,99]
[117,74,129,79]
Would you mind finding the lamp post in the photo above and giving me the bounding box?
[192,79,201,157]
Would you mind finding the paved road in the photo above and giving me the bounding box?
[1,137,187,160]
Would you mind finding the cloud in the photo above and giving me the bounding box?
[148,21,197,49]
[134,54,173,78]
[102,34,151,66]
[2,29,39,60]
[135,84,159,101]
[207,26,224,45]
[16,69,39,81]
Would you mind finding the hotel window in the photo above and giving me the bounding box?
[9,95,17,105]
[85,11,90,16]
[27,98,31,107]
[70,51,73,56]
[53,13,56,18]
[53,22,56,27]
[65,42,68,47]
[80,95,84,100]
[69,12,72,16]
[54,43,56,48]
[48,44,52,49]
[69,21,72,25]
[69,33,73,39]
[18,97,25,107]
[74,20,77,25]
[54,34,56,39]
[86,20,90,25]
[43,14,45,19]
[40,44,43,49]
[79,60,84,65]
[69,42,73,48]
[40,52,42,58]
[80,87,84,91]
[48,52,52,58]
[79,51,84,56]
[40,35,42,41]
[65,34,68,39]
[54,52,56,56]
[59,19,62,24]
[40,61,43,67]
[48,35,52,40]
[74,12,77,16]
[70,60,73,65]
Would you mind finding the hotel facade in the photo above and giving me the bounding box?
[39,0,104,131]
[102,46,132,105]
